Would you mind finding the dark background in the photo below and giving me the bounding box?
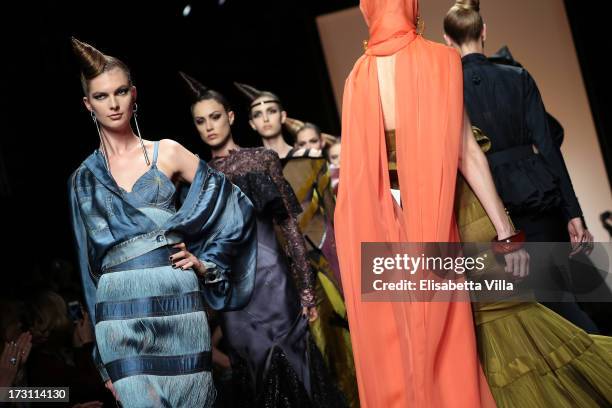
[0,0,609,291]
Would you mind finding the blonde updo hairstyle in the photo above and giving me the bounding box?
[443,0,484,46]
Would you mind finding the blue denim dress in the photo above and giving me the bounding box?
[68,142,256,407]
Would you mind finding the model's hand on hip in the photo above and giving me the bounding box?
[170,242,206,275]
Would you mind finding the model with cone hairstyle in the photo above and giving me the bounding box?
[444,2,612,407]
[234,81,335,160]
[180,71,349,408]
[67,39,257,407]
[234,81,294,158]
[235,81,359,407]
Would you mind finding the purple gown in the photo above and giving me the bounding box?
[209,147,346,408]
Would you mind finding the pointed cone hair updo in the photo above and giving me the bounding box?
[179,71,209,102]
[71,37,108,80]
[71,36,132,94]
[234,82,263,103]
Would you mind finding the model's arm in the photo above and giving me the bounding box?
[458,111,529,277]
[154,140,256,310]
[158,139,200,183]
[170,170,257,312]
[160,139,208,275]
[523,71,581,220]
[522,71,592,247]
[264,150,318,316]
[459,111,514,238]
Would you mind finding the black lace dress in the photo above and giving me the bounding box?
[209,147,346,408]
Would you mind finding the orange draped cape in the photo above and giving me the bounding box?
[334,0,496,406]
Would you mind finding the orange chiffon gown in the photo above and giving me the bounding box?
[334,1,496,407]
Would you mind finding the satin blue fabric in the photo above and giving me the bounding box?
[105,351,213,382]
[95,291,204,323]
[68,149,257,383]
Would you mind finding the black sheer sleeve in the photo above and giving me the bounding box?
[263,150,316,307]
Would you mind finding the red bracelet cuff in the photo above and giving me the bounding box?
[491,230,526,255]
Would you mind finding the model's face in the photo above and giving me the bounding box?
[83,67,135,131]
[192,98,234,148]
[249,97,286,139]
[328,143,341,167]
[295,128,323,150]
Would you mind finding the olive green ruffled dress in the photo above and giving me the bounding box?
[455,132,612,408]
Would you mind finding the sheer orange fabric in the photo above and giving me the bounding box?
[335,0,496,406]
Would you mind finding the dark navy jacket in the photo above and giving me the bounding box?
[462,52,582,221]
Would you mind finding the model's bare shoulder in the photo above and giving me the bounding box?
[156,139,199,182]
[157,138,183,153]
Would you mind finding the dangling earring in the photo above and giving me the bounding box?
[132,103,150,166]
[91,111,110,171]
